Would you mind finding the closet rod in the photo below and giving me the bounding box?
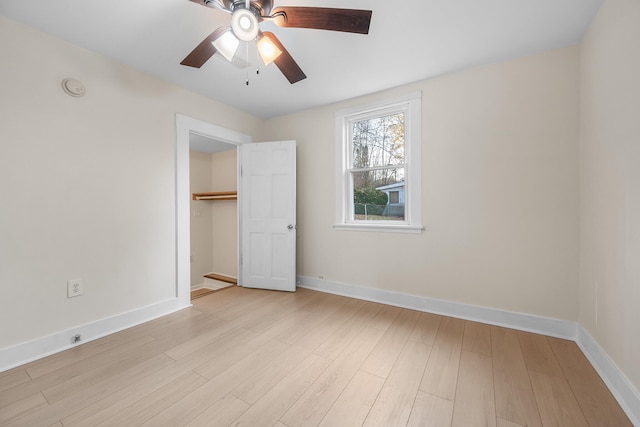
[192,191,237,201]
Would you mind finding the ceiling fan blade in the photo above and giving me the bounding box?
[261,32,306,84]
[180,27,229,68]
[187,0,230,13]
[271,7,372,34]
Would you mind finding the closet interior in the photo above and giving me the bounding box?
[189,141,238,297]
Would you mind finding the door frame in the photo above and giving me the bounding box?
[175,114,252,306]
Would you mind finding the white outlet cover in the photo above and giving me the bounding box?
[67,279,83,298]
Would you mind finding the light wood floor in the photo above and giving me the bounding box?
[0,287,631,426]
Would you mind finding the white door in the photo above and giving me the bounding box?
[240,140,296,291]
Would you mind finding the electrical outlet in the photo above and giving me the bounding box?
[67,279,83,298]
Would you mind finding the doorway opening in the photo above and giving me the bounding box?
[189,135,237,299]
[175,114,252,307]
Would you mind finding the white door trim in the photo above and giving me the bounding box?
[175,114,252,306]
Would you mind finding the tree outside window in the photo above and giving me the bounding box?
[351,112,405,221]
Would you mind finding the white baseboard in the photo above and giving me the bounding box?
[298,276,576,339]
[576,326,640,426]
[298,275,639,426]
[0,297,191,373]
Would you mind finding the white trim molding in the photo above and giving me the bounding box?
[576,327,640,426]
[297,275,639,425]
[0,298,190,373]
[297,276,576,339]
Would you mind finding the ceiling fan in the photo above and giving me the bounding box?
[181,0,372,84]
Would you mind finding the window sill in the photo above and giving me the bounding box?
[333,223,424,234]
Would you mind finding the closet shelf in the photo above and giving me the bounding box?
[192,191,237,201]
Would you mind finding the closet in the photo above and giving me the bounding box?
[189,146,238,293]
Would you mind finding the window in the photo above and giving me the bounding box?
[335,92,423,233]
[389,191,400,204]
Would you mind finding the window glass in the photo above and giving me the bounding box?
[351,112,405,168]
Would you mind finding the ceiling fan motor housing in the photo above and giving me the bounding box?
[229,0,272,16]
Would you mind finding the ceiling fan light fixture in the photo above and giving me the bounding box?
[182,0,373,85]
[212,30,240,62]
[257,36,282,66]
[231,9,259,42]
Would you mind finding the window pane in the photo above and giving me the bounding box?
[351,112,405,169]
[389,191,399,204]
[352,168,405,221]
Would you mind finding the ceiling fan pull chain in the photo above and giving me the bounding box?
[245,42,250,85]
[256,44,260,75]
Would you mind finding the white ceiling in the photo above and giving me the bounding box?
[0,0,602,119]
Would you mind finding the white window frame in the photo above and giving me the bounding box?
[334,91,423,233]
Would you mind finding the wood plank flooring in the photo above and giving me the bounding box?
[0,287,632,427]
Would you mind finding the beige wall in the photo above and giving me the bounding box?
[0,16,263,349]
[189,151,214,286]
[264,45,580,321]
[579,0,640,391]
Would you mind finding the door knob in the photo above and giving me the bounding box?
[287,224,295,230]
